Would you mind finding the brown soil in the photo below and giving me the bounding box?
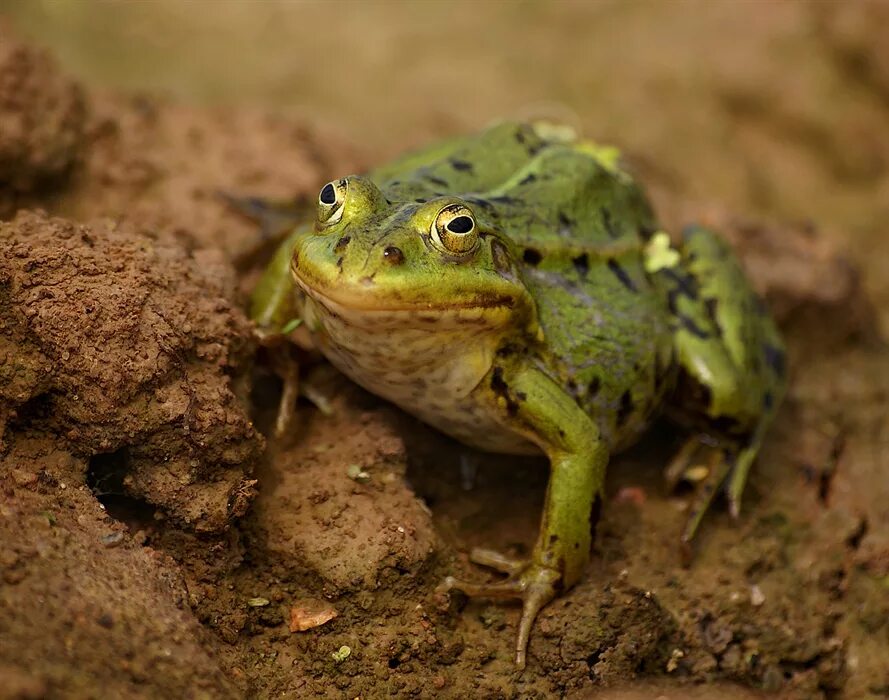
[1,7,889,699]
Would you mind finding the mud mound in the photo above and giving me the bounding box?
[0,211,260,532]
[0,21,86,196]
[55,93,339,265]
[0,433,238,699]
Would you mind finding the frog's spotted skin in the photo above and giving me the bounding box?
[250,121,787,668]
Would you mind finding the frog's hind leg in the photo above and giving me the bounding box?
[648,226,786,551]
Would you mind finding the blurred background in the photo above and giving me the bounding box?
[5,0,889,319]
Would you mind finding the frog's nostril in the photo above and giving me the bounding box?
[383,246,405,265]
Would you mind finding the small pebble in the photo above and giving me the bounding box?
[100,532,124,548]
[346,464,371,483]
[750,584,765,607]
[614,486,647,506]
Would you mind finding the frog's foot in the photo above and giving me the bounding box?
[666,436,749,563]
[439,549,560,669]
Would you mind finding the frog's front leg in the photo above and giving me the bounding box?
[249,226,307,436]
[440,364,607,668]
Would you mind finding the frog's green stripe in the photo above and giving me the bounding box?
[475,141,623,200]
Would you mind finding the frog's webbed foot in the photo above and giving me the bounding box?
[666,434,762,563]
[438,550,561,669]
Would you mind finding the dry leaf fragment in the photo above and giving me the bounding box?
[289,599,338,632]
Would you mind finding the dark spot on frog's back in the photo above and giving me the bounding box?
[523,248,543,266]
[704,297,719,324]
[588,376,601,397]
[667,289,679,315]
[572,253,589,277]
[466,196,494,212]
[450,158,473,173]
[602,208,620,239]
[425,174,449,188]
[662,267,699,299]
[490,194,520,205]
[606,258,638,292]
[617,390,634,427]
[519,172,537,186]
[678,314,710,339]
[763,342,786,376]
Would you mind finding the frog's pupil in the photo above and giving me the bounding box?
[447,216,473,234]
[320,183,336,205]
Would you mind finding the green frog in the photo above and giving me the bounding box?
[249,122,786,668]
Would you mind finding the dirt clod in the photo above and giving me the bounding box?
[0,21,86,197]
[0,211,261,532]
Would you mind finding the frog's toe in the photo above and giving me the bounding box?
[678,447,730,563]
[468,547,527,576]
[666,432,765,562]
[274,365,299,438]
[664,436,703,491]
[254,338,300,438]
[439,561,560,668]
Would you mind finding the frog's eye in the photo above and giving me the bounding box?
[317,179,348,226]
[431,204,478,255]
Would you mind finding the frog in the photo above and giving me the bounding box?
[247,121,787,668]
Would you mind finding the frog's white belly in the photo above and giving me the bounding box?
[301,296,539,455]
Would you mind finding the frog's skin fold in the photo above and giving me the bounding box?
[249,121,787,668]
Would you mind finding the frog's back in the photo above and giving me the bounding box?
[373,121,654,255]
[377,122,675,449]
[493,146,674,450]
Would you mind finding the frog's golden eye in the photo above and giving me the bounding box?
[317,179,347,226]
[431,204,478,255]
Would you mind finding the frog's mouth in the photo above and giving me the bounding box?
[291,266,518,330]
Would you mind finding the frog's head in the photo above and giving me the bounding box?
[291,176,534,334]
